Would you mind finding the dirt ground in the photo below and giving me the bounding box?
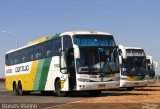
[81,82,160,104]
[57,81,160,109]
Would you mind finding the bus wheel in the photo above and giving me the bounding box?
[89,90,101,96]
[17,82,24,96]
[13,82,18,95]
[55,79,67,97]
[127,87,134,91]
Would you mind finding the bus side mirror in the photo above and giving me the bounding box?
[73,44,80,59]
[119,56,122,64]
[154,61,158,68]
[118,45,127,59]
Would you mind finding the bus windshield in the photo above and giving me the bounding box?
[76,47,119,74]
[74,35,116,46]
[122,57,147,76]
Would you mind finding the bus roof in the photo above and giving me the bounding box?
[124,47,143,50]
[6,42,39,54]
[146,55,153,59]
[6,31,113,54]
[60,31,112,36]
[118,45,144,51]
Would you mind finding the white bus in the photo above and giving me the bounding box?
[5,31,120,96]
[146,55,158,84]
[118,45,148,90]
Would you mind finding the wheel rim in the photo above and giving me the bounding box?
[56,80,66,96]
[18,84,23,95]
[13,84,18,95]
[57,81,62,94]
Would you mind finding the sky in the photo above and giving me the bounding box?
[0,0,160,77]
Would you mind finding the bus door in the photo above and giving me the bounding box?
[62,36,76,91]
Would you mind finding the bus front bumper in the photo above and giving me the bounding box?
[147,79,156,84]
[120,80,148,88]
[77,81,120,91]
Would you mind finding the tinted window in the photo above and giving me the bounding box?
[13,52,19,64]
[8,53,13,65]
[5,54,9,66]
[34,45,42,60]
[43,41,52,58]
[19,50,26,63]
[63,35,73,50]
[74,35,116,46]
[6,37,62,65]
[52,37,61,56]
[26,47,34,61]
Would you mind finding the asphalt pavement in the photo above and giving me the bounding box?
[0,83,128,109]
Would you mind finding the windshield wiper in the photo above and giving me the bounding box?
[103,62,113,73]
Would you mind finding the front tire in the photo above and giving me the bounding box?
[89,90,101,96]
[55,79,67,97]
[127,87,134,91]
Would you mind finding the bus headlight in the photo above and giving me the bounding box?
[113,77,120,81]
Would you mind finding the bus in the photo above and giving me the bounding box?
[146,55,158,84]
[118,45,148,90]
[5,31,120,96]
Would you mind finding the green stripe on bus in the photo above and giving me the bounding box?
[33,59,45,90]
[38,57,52,90]
[47,33,60,41]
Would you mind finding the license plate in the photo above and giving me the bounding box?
[98,84,106,88]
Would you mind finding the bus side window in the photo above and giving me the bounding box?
[5,54,9,66]
[47,50,52,57]
[13,53,19,64]
[19,50,26,63]
[52,37,61,56]
[26,47,34,61]
[43,41,52,58]
[8,54,13,65]
[22,56,26,62]
[34,45,42,60]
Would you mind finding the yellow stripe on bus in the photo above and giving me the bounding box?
[26,60,39,90]
[5,60,39,91]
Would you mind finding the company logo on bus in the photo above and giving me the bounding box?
[6,69,12,73]
[15,65,29,73]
